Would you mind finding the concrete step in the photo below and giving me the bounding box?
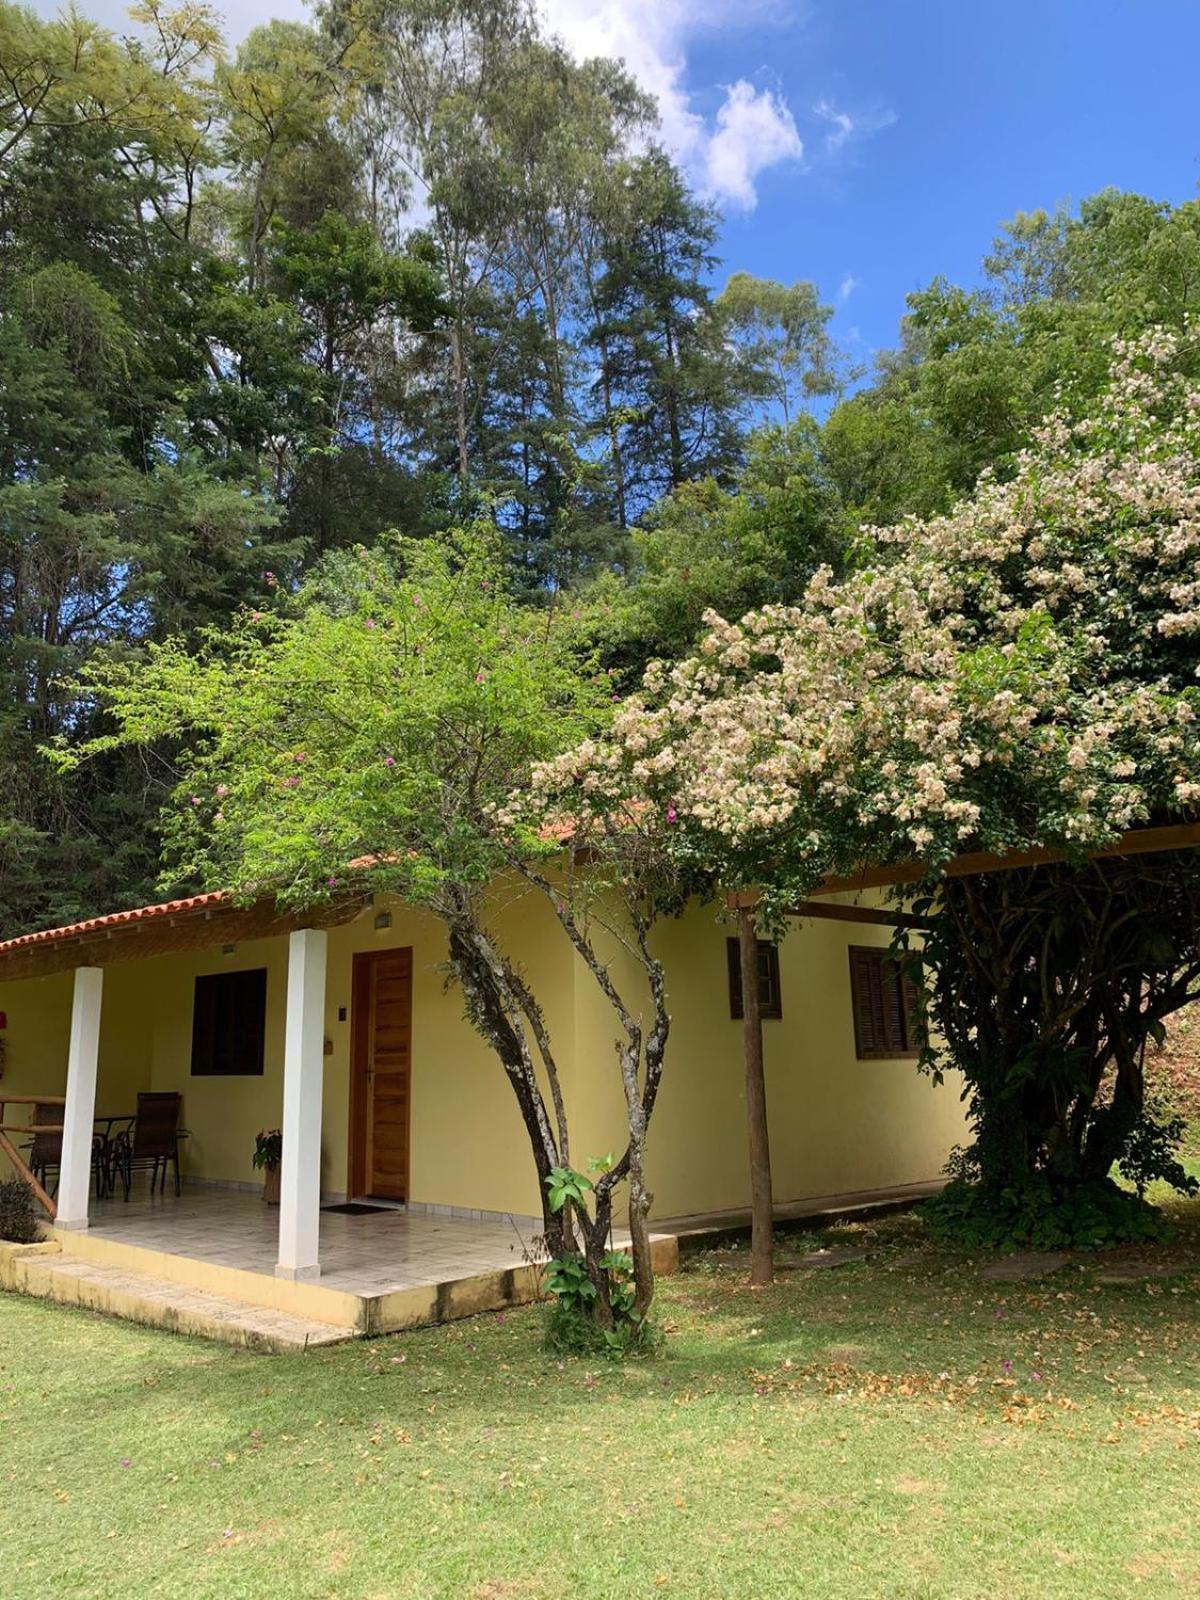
[4,1244,355,1353]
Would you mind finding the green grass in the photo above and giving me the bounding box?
[5,1204,1200,1600]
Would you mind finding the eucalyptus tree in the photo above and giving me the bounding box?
[716,272,838,425]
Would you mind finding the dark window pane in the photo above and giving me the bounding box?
[727,938,783,1020]
[191,968,268,1076]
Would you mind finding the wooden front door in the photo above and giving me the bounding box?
[350,948,412,1201]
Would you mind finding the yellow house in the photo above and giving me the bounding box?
[0,882,965,1341]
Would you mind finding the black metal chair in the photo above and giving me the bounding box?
[111,1092,184,1201]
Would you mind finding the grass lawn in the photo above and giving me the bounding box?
[4,1203,1200,1600]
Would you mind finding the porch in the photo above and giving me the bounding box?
[0,1186,552,1350]
[83,1186,540,1298]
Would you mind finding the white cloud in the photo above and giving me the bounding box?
[838,272,860,303]
[813,96,897,156]
[541,1,803,210]
[705,81,802,211]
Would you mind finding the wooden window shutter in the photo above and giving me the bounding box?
[849,947,919,1060]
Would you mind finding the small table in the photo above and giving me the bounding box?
[92,1114,135,1197]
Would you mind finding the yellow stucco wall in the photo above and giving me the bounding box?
[567,901,966,1221]
[0,892,966,1222]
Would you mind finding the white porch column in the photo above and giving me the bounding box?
[57,966,104,1229]
[276,928,327,1281]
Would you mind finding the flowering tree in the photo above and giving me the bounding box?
[541,332,1200,1243]
[70,530,678,1334]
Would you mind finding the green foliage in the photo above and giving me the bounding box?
[1118,1113,1199,1201]
[542,1251,596,1314]
[586,419,846,676]
[541,1244,658,1360]
[0,1179,38,1244]
[544,1166,594,1215]
[72,527,608,911]
[541,1300,662,1360]
[826,190,1200,524]
[923,1171,1168,1251]
[716,271,839,424]
[252,1129,283,1171]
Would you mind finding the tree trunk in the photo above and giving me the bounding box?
[738,906,774,1286]
[445,919,568,1255]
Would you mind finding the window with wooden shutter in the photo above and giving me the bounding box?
[191,968,268,1076]
[727,938,783,1020]
[848,946,919,1059]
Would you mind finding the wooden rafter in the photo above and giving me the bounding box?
[809,820,1200,898]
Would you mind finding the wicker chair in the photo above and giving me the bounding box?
[111,1092,184,1201]
[23,1101,108,1198]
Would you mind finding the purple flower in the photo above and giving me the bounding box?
[327,876,338,889]
[282,775,300,789]
[365,618,377,630]
[1002,1359,1013,1373]
[120,1457,131,1468]
[383,756,396,768]
[666,806,678,824]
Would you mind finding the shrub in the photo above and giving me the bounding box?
[0,1179,39,1244]
[923,1172,1168,1251]
[541,1247,662,1359]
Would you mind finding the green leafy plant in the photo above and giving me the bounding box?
[544,1165,592,1214]
[542,1251,596,1315]
[252,1128,283,1170]
[541,1165,659,1357]
[0,1178,39,1244]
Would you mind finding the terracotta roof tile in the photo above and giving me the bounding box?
[0,890,232,956]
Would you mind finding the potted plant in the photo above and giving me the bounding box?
[253,1128,283,1205]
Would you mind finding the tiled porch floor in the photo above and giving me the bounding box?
[85,1188,540,1297]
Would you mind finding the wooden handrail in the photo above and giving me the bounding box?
[0,1128,56,1219]
[0,1095,66,1106]
[0,1122,64,1134]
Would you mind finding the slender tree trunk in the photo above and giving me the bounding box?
[738,906,774,1286]
[445,918,568,1254]
[450,319,470,485]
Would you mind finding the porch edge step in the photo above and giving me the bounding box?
[2,1248,356,1353]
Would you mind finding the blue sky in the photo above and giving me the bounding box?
[39,1,1200,366]
[699,0,1200,366]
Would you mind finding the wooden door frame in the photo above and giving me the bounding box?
[347,947,413,1201]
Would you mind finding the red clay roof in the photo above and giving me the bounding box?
[0,889,232,956]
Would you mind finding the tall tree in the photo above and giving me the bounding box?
[716,272,838,425]
[585,152,750,523]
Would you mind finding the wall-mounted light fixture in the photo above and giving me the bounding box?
[222,944,237,956]
[374,910,393,932]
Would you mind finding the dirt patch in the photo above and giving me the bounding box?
[823,1342,870,1365]
[894,1475,942,1495]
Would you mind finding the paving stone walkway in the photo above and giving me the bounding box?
[979,1251,1071,1282]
